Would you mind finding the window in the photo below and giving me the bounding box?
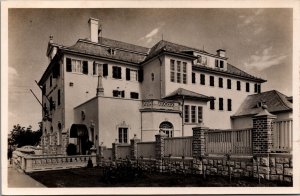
[50,75,52,87]
[82,61,88,74]
[219,98,223,111]
[65,58,88,74]
[220,60,224,68]
[227,79,231,89]
[182,62,187,84]
[227,99,232,111]
[57,89,61,106]
[237,81,241,91]
[215,59,219,67]
[113,90,125,98]
[130,92,139,99]
[103,64,108,76]
[246,82,250,92]
[170,60,175,82]
[191,106,196,123]
[170,59,187,84]
[176,61,181,83]
[200,74,205,85]
[210,76,214,86]
[118,128,128,143]
[112,66,122,79]
[93,62,102,76]
[159,121,174,138]
[42,85,46,95]
[184,105,190,123]
[138,69,144,82]
[126,68,138,81]
[151,73,154,81]
[72,59,82,73]
[255,83,261,93]
[192,72,196,84]
[198,106,203,123]
[219,78,223,88]
[210,98,215,110]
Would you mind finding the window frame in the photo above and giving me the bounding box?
[219,77,223,88]
[219,98,224,111]
[184,105,190,123]
[200,74,205,85]
[118,127,128,144]
[210,76,214,87]
[237,81,241,91]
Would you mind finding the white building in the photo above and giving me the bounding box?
[38,18,291,155]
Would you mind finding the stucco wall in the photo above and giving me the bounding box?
[141,58,163,99]
[63,54,141,135]
[232,111,293,130]
[98,97,142,147]
[162,54,259,129]
[141,112,182,141]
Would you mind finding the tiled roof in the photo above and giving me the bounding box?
[193,63,266,83]
[232,90,292,117]
[164,88,213,101]
[98,37,149,54]
[65,38,148,64]
[145,40,208,62]
[53,37,265,82]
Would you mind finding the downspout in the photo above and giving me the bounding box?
[158,55,163,98]
[182,95,185,136]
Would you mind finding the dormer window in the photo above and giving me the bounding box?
[108,48,116,55]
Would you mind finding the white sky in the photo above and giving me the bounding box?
[8,8,293,131]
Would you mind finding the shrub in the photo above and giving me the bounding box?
[66,143,77,155]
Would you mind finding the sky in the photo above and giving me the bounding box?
[8,8,293,131]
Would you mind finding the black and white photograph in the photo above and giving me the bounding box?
[1,1,300,195]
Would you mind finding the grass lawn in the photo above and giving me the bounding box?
[28,167,292,187]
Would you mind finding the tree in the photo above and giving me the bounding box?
[8,123,42,148]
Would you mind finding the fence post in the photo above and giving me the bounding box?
[155,131,167,160]
[252,106,276,155]
[112,139,119,161]
[192,126,208,158]
[130,134,141,160]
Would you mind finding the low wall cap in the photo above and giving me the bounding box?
[253,108,276,118]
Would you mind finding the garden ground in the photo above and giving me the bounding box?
[28,167,292,187]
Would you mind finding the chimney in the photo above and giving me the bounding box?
[216,49,226,57]
[88,18,99,43]
[49,35,53,44]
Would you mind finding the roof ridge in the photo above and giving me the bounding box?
[159,39,208,53]
[273,90,292,110]
[99,37,149,50]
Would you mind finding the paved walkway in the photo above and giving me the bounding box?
[7,165,46,187]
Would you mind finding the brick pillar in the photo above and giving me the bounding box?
[130,134,141,160]
[112,140,119,161]
[252,106,276,155]
[192,126,208,158]
[155,131,167,160]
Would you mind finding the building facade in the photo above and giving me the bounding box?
[38,18,280,155]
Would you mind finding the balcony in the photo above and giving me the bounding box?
[140,99,181,113]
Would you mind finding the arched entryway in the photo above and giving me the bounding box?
[70,124,89,155]
[159,121,174,137]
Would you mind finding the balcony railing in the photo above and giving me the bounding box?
[141,99,181,112]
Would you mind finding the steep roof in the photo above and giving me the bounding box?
[232,90,292,117]
[145,40,209,62]
[163,88,213,101]
[65,38,148,64]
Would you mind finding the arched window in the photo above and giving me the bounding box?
[159,121,174,138]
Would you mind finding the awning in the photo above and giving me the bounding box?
[70,124,88,138]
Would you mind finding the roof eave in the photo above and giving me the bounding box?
[192,65,267,83]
